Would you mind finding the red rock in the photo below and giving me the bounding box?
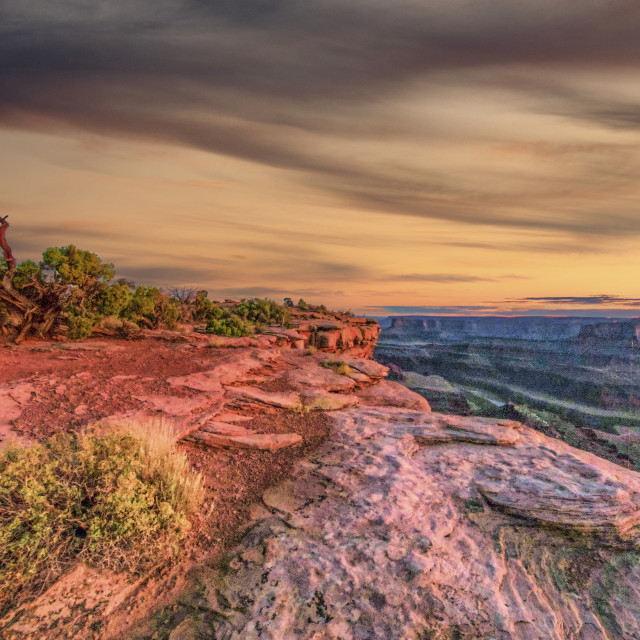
[301,391,360,411]
[168,351,277,391]
[204,336,259,348]
[356,380,431,411]
[320,355,389,378]
[316,330,340,350]
[225,386,301,409]
[133,395,210,416]
[284,360,356,392]
[190,430,302,451]
[200,421,253,436]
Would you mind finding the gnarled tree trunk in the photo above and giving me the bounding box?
[0,216,66,343]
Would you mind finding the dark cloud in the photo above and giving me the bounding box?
[113,263,223,288]
[386,273,494,283]
[368,305,498,315]
[211,286,346,300]
[2,1,640,239]
[368,305,640,318]
[439,239,611,254]
[511,295,640,306]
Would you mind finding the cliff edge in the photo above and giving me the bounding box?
[2,315,640,639]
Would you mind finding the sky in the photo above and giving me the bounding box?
[1,0,640,317]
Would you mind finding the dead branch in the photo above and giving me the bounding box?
[0,215,66,343]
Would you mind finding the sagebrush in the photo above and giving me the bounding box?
[0,422,203,613]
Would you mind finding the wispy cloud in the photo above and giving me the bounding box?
[511,295,640,306]
[382,273,494,283]
[2,1,640,240]
[367,305,499,315]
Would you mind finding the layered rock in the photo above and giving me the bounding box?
[160,407,640,639]
[264,315,381,357]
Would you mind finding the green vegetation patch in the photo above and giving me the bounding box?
[204,297,295,336]
[206,315,253,337]
[0,425,203,613]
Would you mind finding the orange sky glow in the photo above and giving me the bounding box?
[2,1,640,316]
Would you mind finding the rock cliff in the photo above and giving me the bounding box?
[150,410,640,640]
[2,315,640,639]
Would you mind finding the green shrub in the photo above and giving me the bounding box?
[66,309,99,340]
[206,315,253,337]
[297,298,308,310]
[191,291,224,323]
[232,298,288,326]
[0,424,203,613]
[96,282,134,317]
[127,286,162,321]
[11,260,43,289]
[163,299,182,330]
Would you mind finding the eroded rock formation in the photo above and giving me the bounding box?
[3,320,640,639]
[163,406,640,640]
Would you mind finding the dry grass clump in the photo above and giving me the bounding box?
[322,360,352,377]
[0,421,203,614]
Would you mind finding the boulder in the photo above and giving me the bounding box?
[301,391,360,411]
[356,380,431,411]
[285,361,356,392]
[315,330,340,350]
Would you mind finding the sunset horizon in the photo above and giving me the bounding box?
[2,1,640,315]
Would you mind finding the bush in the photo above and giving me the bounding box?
[96,282,134,317]
[41,245,114,288]
[100,315,124,331]
[66,309,99,340]
[11,260,43,289]
[206,315,253,337]
[297,298,308,310]
[127,286,162,321]
[336,363,352,376]
[191,291,224,323]
[232,298,290,326]
[0,424,203,613]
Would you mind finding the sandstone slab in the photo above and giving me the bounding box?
[200,421,253,436]
[191,430,302,451]
[163,407,640,639]
[284,359,356,392]
[225,386,301,409]
[301,390,360,411]
[356,379,431,410]
[168,351,277,392]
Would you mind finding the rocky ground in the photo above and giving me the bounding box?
[2,318,640,639]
